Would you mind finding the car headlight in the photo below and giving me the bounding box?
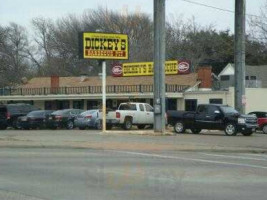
[238,118,246,124]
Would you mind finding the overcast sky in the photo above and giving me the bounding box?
[0,0,265,32]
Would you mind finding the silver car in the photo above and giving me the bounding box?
[74,110,100,130]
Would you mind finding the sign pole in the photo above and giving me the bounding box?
[102,60,106,132]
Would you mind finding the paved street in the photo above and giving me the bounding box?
[0,130,267,200]
[0,148,267,200]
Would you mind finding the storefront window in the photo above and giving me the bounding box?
[166,99,177,110]
[73,100,84,109]
[57,101,70,110]
[185,99,197,111]
[209,99,223,104]
[87,100,100,110]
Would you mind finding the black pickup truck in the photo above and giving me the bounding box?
[167,104,258,136]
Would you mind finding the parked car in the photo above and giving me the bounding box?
[0,105,8,130]
[17,110,54,130]
[167,104,258,136]
[106,102,154,130]
[74,109,101,130]
[248,111,267,134]
[0,103,39,129]
[47,109,84,129]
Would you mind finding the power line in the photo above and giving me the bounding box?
[178,0,260,18]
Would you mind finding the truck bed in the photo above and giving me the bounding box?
[167,110,196,126]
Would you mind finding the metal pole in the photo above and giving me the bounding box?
[102,60,106,132]
[154,0,166,133]
[235,0,246,114]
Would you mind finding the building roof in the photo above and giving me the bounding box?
[218,63,267,88]
[19,73,198,88]
[218,63,267,77]
[246,64,267,76]
[218,63,234,77]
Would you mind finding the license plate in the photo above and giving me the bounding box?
[21,118,27,121]
[49,116,52,120]
[252,128,256,132]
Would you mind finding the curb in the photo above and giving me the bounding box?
[103,130,174,136]
[0,143,266,154]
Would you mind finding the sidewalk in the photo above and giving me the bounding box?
[0,129,267,153]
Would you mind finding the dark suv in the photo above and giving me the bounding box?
[0,104,39,129]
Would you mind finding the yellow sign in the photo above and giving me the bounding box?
[122,61,178,76]
[81,32,128,60]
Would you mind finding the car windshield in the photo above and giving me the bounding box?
[81,110,97,116]
[27,111,44,117]
[52,110,70,115]
[220,106,239,114]
[7,105,18,113]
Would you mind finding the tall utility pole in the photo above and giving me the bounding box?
[235,0,246,114]
[154,0,166,133]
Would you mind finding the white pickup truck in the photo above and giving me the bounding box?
[106,102,154,130]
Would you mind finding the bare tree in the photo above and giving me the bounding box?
[248,1,267,43]
[17,6,267,80]
[28,8,154,77]
[30,17,55,75]
[0,23,31,87]
[82,8,153,62]
[246,1,267,65]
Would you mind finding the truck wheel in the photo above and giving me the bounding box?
[123,118,132,130]
[242,130,253,136]
[224,123,237,136]
[174,121,185,133]
[262,125,267,134]
[137,125,146,129]
[191,128,201,134]
[66,120,74,130]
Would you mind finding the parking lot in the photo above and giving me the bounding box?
[0,128,267,152]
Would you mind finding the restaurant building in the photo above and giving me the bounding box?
[0,62,235,112]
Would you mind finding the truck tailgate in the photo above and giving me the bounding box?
[106,111,120,124]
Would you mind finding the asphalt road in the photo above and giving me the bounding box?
[0,148,267,200]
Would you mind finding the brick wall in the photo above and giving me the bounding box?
[197,66,212,88]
